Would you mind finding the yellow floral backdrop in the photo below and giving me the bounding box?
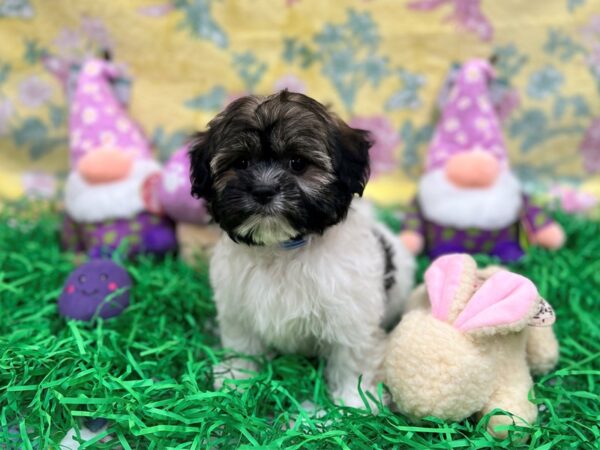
[0,0,599,206]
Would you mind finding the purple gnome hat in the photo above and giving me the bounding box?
[426,58,508,172]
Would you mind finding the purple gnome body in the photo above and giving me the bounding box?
[403,196,554,262]
[62,212,176,258]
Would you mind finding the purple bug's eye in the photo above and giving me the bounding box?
[78,274,87,283]
[100,273,108,281]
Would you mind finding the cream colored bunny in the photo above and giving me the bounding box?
[384,254,559,438]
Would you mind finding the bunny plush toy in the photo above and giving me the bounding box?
[384,254,559,438]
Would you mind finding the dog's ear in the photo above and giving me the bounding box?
[188,131,213,200]
[332,119,372,197]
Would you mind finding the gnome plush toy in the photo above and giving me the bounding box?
[158,146,221,263]
[61,58,177,258]
[400,59,565,262]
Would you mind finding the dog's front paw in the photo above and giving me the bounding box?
[332,384,383,412]
[213,358,258,390]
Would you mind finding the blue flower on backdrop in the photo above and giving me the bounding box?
[173,0,228,48]
[509,108,585,153]
[492,44,529,80]
[232,52,268,93]
[0,47,69,160]
[567,0,587,12]
[11,85,68,160]
[385,69,426,111]
[284,9,393,112]
[553,95,590,120]
[185,86,227,111]
[0,62,10,86]
[541,24,600,174]
[0,0,34,18]
[399,121,433,177]
[184,52,267,114]
[282,39,317,69]
[151,126,190,161]
[526,66,564,100]
[23,39,46,65]
[12,117,67,160]
[544,29,586,61]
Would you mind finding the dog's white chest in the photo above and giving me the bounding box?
[213,244,341,353]
[210,214,388,355]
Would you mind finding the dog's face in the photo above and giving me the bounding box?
[189,91,372,246]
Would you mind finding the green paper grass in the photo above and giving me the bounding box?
[0,203,599,449]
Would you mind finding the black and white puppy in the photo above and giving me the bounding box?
[189,90,415,407]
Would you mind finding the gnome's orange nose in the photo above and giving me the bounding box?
[78,149,134,184]
[445,151,500,188]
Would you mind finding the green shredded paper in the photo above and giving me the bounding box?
[0,203,598,448]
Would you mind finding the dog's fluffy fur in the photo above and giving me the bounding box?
[189,91,415,407]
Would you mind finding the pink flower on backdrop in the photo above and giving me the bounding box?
[408,0,493,42]
[42,55,69,82]
[18,76,53,108]
[81,16,113,50]
[274,74,306,94]
[137,3,175,17]
[53,29,84,61]
[349,116,400,178]
[494,88,520,123]
[580,16,600,77]
[0,98,15,136]
[580,15,600,43]
[53,17,113,61]
[549,185,598,214]
[286,0,301,6]
[22,172,58,199]
[585,44,600,79]
[580,117,600,174]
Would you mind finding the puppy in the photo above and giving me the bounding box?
[189,90,415,407]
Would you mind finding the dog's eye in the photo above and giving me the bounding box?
[233,158,249,170]
[289,157,308,174]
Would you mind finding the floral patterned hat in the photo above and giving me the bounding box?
[68,58,152,168]
[426,58,508,172]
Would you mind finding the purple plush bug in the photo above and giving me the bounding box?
[58,260,131,321]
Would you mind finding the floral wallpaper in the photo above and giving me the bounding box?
[0,0,599,205]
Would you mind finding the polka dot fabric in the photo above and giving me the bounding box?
[69,58,153,168]
[426,59,508,172]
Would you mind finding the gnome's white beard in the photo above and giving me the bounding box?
[65,159,161,223]
[418,168,523,230]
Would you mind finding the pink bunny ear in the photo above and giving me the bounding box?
[453,271,538,333]
[425,254,475,322]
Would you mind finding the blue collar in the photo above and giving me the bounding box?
[280,236,308,250]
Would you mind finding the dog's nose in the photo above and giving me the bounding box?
[252,185,277,205]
